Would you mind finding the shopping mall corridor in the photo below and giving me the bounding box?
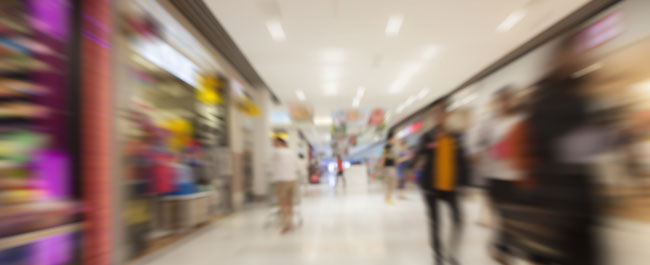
[132,168,650,265]
[133,169,494,265]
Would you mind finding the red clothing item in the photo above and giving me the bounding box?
[150,153,175,194]
[337,158,343,172]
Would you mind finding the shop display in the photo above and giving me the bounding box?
[119,9,230,258]
[0,0,81,263]
[196,75,227,147]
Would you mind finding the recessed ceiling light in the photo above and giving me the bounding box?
[405,95,416,105]
[385,15,404,37]
[497,9,527,33]
[314,116,333,126]
[396,105,405,114]
[418,88,430,99]
[356,86,366,97]
[324,82,338,95]
[266,20,286,41]
[296,90,306,101]
[421,45,440,60]
[323,66,340,81]
[388,62,423,94]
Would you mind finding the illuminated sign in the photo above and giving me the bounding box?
[396,121,423,139]
[130,37,198,87]
[574,10,624,53]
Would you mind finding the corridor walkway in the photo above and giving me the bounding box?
[135,171,650,265]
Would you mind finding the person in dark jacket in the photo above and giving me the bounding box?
[412,101,470,265]
[510,36,599,265]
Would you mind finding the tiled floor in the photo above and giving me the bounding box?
[134,172,650,265]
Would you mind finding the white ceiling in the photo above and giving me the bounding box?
[204,0,590,144]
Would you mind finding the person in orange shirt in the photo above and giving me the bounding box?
[412,100,470,265]
[335,155,346,189]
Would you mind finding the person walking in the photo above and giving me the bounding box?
[412,101,470,265]
[522,40,598,264]
[479,88,529,264]
[335,155,346,189]
[271,137,302,234]
[396,140,412,199]
[381,132,398,204]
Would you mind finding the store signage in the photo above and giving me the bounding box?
[574,10,624,53]
[396,121,423,139]
[231,78,261,116]
[130,37,198,87]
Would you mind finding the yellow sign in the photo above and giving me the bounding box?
[239,98,261,117]
[197,75,223,105]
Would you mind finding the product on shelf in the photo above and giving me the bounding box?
[0,2,80,263]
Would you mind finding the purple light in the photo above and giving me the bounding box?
[83,13,111,33]
[83,30,113,50]
[29,0,70,39]
[35,151,69,198]
[32,233,74,265]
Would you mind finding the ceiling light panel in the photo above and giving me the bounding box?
[266,20,286,41]
[323,82,338,95]
[296,90,306,101]
[356,86,366,97]
[417,88,430,99]
[396,104,406,113]
[385,15,404,37]
[497,9,527,33]
[322,66,340,81]
[405,95,416,105]
[388,62,423,94]
[421,45,440,60]
[314,116,333,126]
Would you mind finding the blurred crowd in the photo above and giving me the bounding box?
[373,32,650,265]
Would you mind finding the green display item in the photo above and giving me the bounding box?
[0,131,47,161]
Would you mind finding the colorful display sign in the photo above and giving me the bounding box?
[396,121,423,139]
[288,103,314,123]
[331,108,385,155]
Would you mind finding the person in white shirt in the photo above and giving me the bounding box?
[271,137,302,234]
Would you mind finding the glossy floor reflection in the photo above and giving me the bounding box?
[135,172,650,265]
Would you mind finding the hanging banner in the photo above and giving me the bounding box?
[331,108,385,155]
[288,103,314,124]
[368,108,385,126]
